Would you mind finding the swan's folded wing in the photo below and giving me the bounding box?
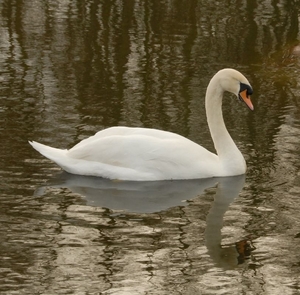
[71,126,189,151]
[67,133,219,179]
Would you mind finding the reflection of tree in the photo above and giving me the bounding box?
[1,0,298,136]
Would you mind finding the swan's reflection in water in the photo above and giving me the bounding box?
[36,172,219,213]
[36,173,253,267]
[204,175,255,268]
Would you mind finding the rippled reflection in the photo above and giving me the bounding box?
[35,172,218,213]
[38,174,248,268]
[27,174,248,294]
[205,175,251,269]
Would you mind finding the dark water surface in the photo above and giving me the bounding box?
[1,0,300,294]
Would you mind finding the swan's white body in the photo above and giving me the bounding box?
[30,69,254,181]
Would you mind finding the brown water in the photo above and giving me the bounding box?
[1,0,300,294]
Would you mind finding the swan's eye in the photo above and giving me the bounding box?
[239,82,254,110]
[240,82,253,98]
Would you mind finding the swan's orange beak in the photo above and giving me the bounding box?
[239,89,254,111]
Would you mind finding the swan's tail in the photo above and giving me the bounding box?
[29,141,68,162]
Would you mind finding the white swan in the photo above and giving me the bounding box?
[29,68,254,181]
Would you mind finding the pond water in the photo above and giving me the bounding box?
[1,0,300,294]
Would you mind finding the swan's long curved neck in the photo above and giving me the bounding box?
[205,76,245,174]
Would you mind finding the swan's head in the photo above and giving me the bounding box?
[217,68,254,110]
